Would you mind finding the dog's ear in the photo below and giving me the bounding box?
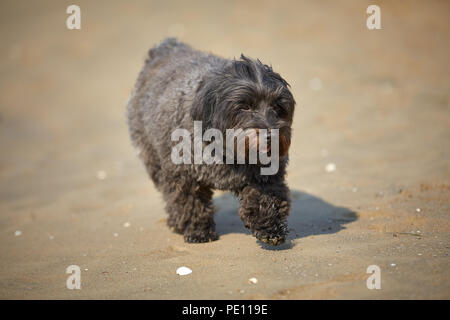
[190,79,217,130]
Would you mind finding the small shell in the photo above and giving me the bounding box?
[248,277,258,284]
[176,266,192,276]
[325,163,336,173]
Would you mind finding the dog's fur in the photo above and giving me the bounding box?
[127,38,295,245]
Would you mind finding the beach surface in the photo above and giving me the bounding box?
[0,0,449,299]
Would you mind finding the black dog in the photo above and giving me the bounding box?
[127,38,295,245]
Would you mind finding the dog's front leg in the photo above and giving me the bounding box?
[237,183,290,245]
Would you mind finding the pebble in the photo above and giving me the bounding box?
[391,263,396,267]
[416,208,421,212]
[113,233,119,237]
[248,277,258,284]
[176,266,192,276]
[123,222,130,228]
[14,230,22,236]
[96,170,107,180]
[325,163,336,173]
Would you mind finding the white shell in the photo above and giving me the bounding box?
[325,163,336,173]
[248,277,258,284]
[176,266,192,276]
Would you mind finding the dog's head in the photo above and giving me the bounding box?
[191,55,295,159]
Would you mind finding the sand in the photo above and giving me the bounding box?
[0,0,449,299]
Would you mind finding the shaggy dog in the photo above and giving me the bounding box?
[127,38,295,245]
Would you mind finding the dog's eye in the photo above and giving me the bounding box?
[240,105,252,111]
[273,104,287,117]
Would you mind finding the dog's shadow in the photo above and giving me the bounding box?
[213,190,357,250]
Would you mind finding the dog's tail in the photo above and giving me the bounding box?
[147,38,188,63]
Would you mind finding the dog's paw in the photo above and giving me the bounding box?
[252,223,288,246]
[258,235,285,246]
[184,231,219,243]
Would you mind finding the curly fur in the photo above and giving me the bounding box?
[127,38,296,245]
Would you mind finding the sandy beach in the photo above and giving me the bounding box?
[0,0,449,299]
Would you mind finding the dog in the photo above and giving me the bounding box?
[127,38,295,245]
